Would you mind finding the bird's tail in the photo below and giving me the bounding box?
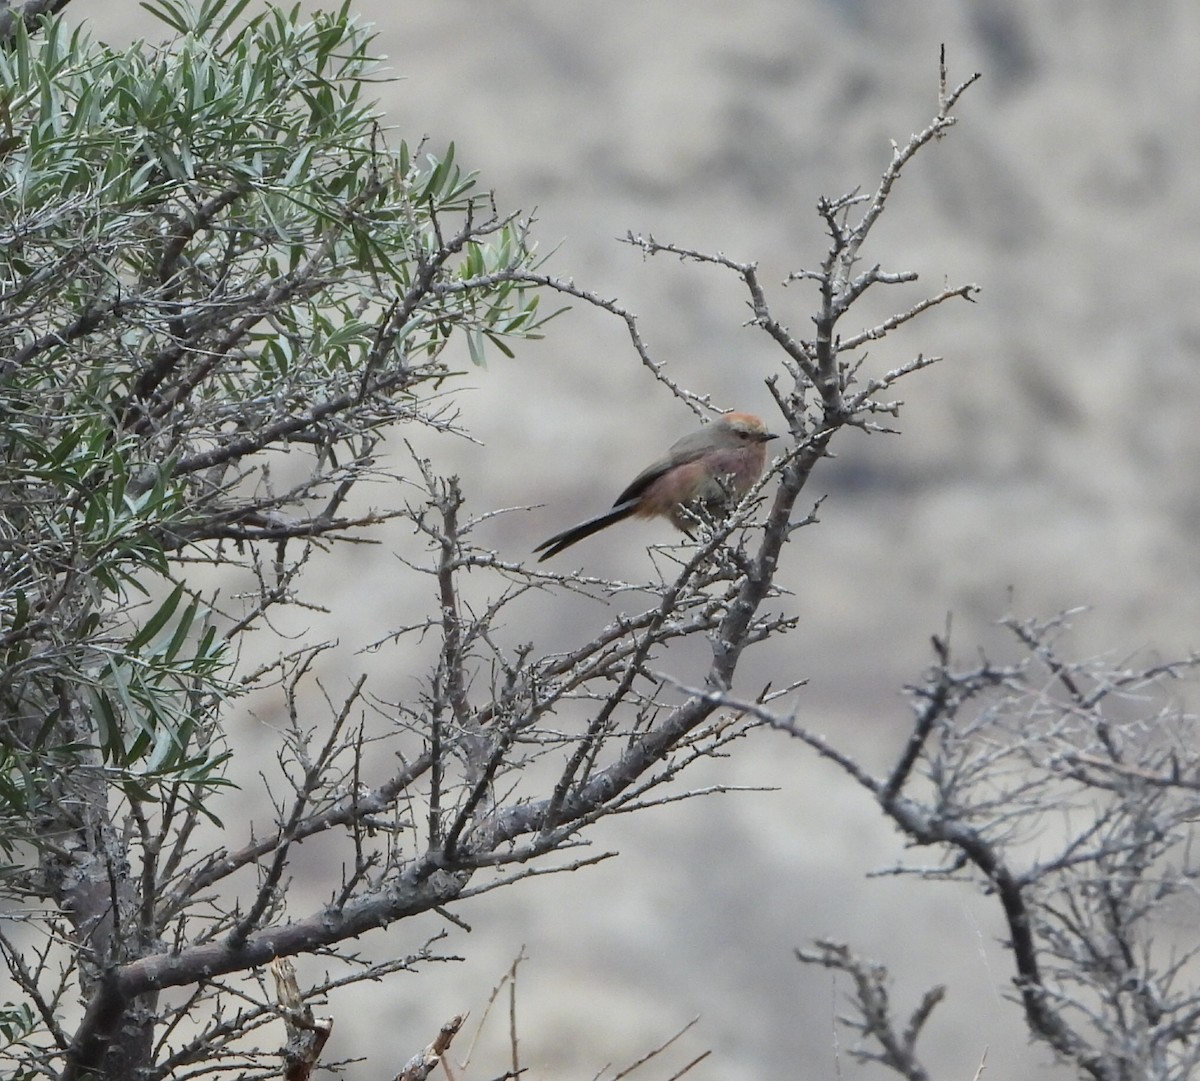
[534,502,637,561]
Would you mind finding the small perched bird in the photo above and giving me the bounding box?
[534,412,778,561]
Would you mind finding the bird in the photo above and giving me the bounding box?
[534,411,778,561]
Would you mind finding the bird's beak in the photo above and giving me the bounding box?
[761,432,779,442]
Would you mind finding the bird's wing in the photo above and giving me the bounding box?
[610,430,712,507]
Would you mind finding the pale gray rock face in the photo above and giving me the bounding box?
[69,4,1200,1078]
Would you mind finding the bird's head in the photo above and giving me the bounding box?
[715,412,779,445]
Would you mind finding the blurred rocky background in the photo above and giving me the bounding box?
[65,2,1200,1078]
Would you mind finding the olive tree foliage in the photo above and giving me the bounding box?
[0,2,555,1076]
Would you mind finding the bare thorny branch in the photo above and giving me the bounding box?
[768,612,1200,1081]
[796,939,944,1081]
